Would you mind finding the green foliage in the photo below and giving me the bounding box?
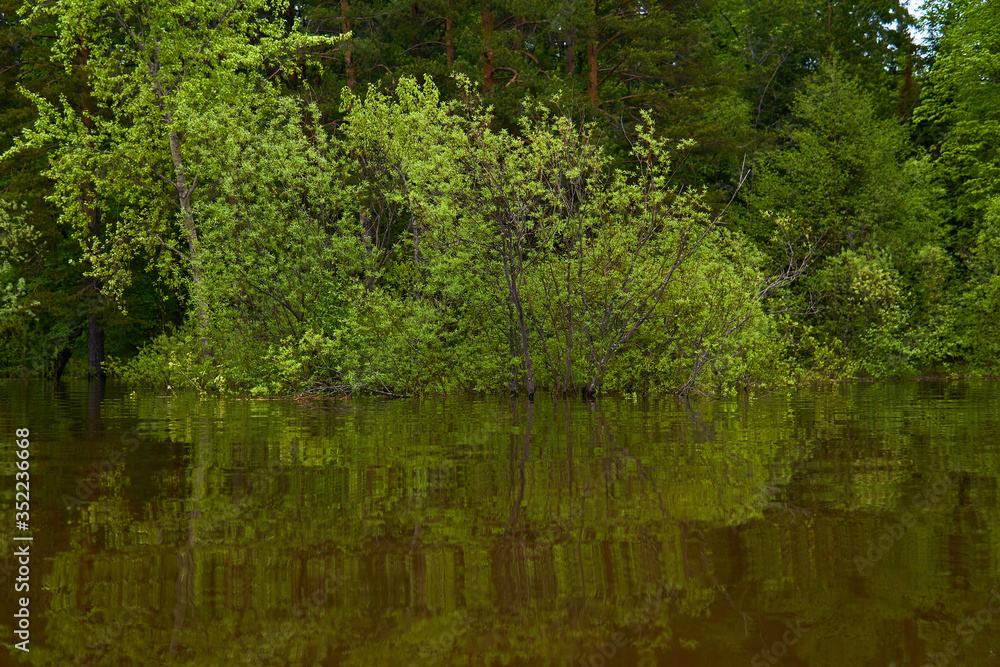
[956,197,1000,371]
[807,247,910,376]
[915,0,1000,235]
[915,1,1000,375]
[103,76,789,396]
[0,199,37,324]
[749,61,910,254]
[105,317,219,394]
[1,0,997,387]
[745,61,955,378]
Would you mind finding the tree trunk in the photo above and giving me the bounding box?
[53,346,74,382]
[565,30,576,75]
[446,2,455,68]
[500,237,535,398]
[508,308,518,394]
[482,5,494,90]
[79,43,106,380]
[167,127,213,359]
[341,0,356,89]
[587,15,598,103]
[53,324,85,381]
[899,52,914,117]
[564,246,574,392]
[88,312,105,379]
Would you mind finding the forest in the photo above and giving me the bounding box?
[0,0,996,398]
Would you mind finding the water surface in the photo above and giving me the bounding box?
[0,380,998,666]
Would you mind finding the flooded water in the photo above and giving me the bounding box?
[0,379,998,666]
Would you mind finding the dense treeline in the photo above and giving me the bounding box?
[0,0,995,396]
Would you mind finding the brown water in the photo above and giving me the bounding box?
[0,379,998,666]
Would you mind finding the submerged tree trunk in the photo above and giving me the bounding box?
[88,312,105,378]
[500,237,535,398]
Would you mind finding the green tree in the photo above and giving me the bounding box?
[916,0,1000,237]
[5,0,337,360]
[0,0,169,379]
[913,0,1000,371]
[715,0,917,131]
[746,61,947,376]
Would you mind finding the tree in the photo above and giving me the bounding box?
[908,0,1000,372]
[747,61,948,375]
[715,0,917,130]
[750,62,911,255]
[5,0,337,360]
[523,109,760,396]
[0,0,136,379]
[336,80,778,397]
[916,0,1000,240]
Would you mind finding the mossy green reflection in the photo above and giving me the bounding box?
[0,380,998,665]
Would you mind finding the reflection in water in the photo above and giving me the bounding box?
[0,380,998,665]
